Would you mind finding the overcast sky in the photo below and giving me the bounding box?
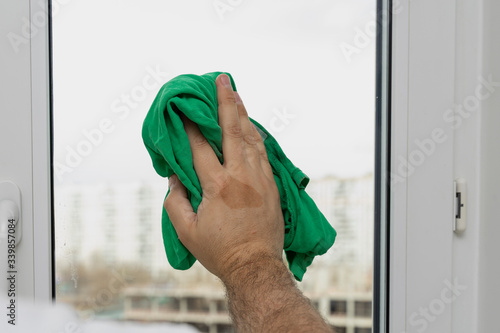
[52,0,376,185]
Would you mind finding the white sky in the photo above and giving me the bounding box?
[52,0,376,185]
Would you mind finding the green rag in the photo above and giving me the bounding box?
[142,72,336,281]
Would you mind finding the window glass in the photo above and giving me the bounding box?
[53,1,375,332]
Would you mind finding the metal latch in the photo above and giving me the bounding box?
[454,179,466,233]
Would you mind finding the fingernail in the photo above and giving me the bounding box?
[234,91,242,103]
[220,74,231,88]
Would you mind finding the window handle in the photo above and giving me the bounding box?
[0,181,22,296]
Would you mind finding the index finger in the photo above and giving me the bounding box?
[182,115,222,186]
[216,74,244,166]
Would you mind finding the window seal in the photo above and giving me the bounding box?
[48,0,56,301]
[373,0,392,332]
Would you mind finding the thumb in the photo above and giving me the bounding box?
[164,174,197,243]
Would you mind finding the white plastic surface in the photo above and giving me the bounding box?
[391,0,456,332]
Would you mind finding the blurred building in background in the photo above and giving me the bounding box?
[55,181,167,275]
[306,174,374,293]
[55,174,374,333]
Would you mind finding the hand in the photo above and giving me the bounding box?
[163,74,285,282]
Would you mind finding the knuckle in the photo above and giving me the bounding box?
[176,230,189,246]
[191,134,209,149]
[237,105,248,117]
[212,173,231,193]
[225,124,243,138]
[164,195,174,211]
[243,134,257,145]
[218,95,237,110]
[201,172,230,196]
[164,197,182,219]
[223,93,237,104]
[260,150,269,161]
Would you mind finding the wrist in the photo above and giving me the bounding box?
[221,251,333,332]
[220,251,289,288]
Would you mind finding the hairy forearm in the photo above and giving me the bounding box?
[222,254,333,333]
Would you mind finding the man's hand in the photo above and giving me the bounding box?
[163,73,284,282]
[164,74,333,332]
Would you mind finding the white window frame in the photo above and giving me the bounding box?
[389,0,485,332]
[1,0,53,308]
[389,0,456,330]
[1,0,494,332]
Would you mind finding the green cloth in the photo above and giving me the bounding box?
[142,72,336,281]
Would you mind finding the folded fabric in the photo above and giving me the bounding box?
[142,72,337,281]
